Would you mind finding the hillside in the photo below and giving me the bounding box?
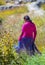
[0,2,45,65]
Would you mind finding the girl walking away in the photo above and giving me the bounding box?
[15,15,41,56]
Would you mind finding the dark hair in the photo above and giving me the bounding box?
[24,15,32,22]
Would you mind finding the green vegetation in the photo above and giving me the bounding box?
[41,3,45,10]
[25,50,45,65]
[0,2,45,65]
[0,14,45,65]
[0,32,45,65]
[0,6,28,19]
[31,16,45,51]
[0,0,6,5]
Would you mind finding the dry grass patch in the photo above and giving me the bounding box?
[41,3,45,10]
[0,6,28,19]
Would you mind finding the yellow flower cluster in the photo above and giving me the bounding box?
[0,32,14,56]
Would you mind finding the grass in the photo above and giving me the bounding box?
[0,11,45,52]
[25,51,45,65]
[0,3,45,65]
[41,3,45,10]
[31,16,45,51]
[0,0,6,5]
[0,6,28,19]
[3,14,45,52]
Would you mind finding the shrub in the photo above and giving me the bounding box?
[0,31,27,65]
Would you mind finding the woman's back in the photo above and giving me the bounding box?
[22,21,36,39]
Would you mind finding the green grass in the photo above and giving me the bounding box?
[25,51,45,65]
[18,48,45,65]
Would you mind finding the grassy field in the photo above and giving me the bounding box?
[0,4,45,65]
[2,13,45,52]
[0,6,28,19]
[0,3,45,51]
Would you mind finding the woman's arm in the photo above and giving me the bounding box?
[18,32,23,41]
[18,23,26,41]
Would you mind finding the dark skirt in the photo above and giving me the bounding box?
[15,37,35,55]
